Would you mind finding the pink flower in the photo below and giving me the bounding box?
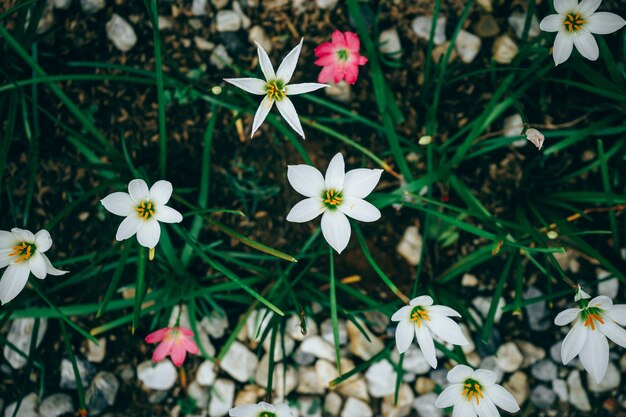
[314,30,368,85]
[145,326,199,367]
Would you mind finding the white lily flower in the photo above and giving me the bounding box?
[224,38,328,139]
[539,0,625,65]
[0,228,69,304]
[229,402,293,417]
[101,179,183,256]
[435,364,520,417]
[391,295,468,368]
[286,153,382,254]
[555,295,626,383]
[574,284,591,301]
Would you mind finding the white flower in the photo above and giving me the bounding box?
[224,38,327,139]
[229,402,293,417]
[555,295,626,383]
[525,128,545,150]
[574,284,591,301]
[0,228,69,304]
[391,295,468,368]
[286,153,382,254]
[101,179,183,253]
[539,0,625,65]
[435,365,520,417]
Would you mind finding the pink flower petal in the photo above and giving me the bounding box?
[344,32,361,52]
[314,42,336,57]
[318,65,335,83]
[182,336,200,355]
[344,64,359,84]
[170,344,187,367]
[315,54,338,66]
[178,327,194,337]
[331,30,346,46]
[145,327,170,344]
[152,339,174,363]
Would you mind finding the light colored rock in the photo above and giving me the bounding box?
[216,10,241,32]
[324,392,342,416]
[530,385,556,409]
[85,372,119,415]
[39,394,73,417]
[195,36,216,51]
[336,376,369,401]
[168,305,191,329]
[347,319,384,361]
[412,392,442,417]
[286,314,318,341]
[300,336,336,362]
[315,359,339,389]
[157,16,174,31]
[298,366,325,394]
[412,16,447,45]
[401,345,432,375]
[60,357,95,389]
[503,114,524,137]
[106,15,137,52]
[517,340,546,367]
[552,379,568,402]
[455,30,481,64]
[496,342,524,373]
[297,397,323,417]
[432,41,457,64]
[232,1,251,29]
[461,273,479,287]
[316,0,339,9]
[35,2,55,34]
[80,0,104,14]
[524,287,549,331]
[508,12,540,39]
[4,393,38,417]
[4,318,47,370]
[493,35,518,64]
[212,0,229,9]
[188,381,210,408]
[201,310,229,339]
[87,338,106,363]
[249,25,272,52]
[321,319,348,346]
[379,28,402,57]
[504,372,529,406]
[531,360,557,382]
[196,360,217,386]
[137,360,177,391]
[567,370,591,411]
[262,333,295,361]
[54,0,72,9]
[192,0,208,16]
[459,324,475,354]
[382,383,414,417]
[396,226,422,266]
[365,360,397,398]
[209,379,235,417]
[234,384,265,406]
[221,340,258,382]
[325,82,352,103]
[472,296,504,324]
[476,15,500,37]
[415,377,436,394]
[588,361,620,392]
[553,250,581,273]
[246,309,273,342]
[598,270,619,298]
[476,0,492,12]
[341,398,372,417]
[466,351,481,368]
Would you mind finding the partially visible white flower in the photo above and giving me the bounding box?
[286,153,382,254]
[391,295,468,368]
[0,228,68,304]
[224,38,327,139]
[574,284,591,301]
[555,295,626,383]
[101,179,183,256]
[229,402,293,417]
[435,365,520,417]
[539,0,625,65]
[525,128,545,150]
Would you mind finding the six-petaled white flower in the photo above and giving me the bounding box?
[391,295,468,368]
[540,0,626,65]
[101,179,183,256]
[224,38,328,139]
[0,228,68,304]
[555,295,626,383]
[435,364,520,417]
[229,402,293,417]
[286,153,382,254]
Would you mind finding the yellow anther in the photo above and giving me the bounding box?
[409,307,430,328]
[324,189,343,206]
[461,380,484,405]
[564,13,585,32]
[10,242,35,263]
[583,313,604,331]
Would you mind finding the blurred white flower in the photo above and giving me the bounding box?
[435,364,520,417]
[574,284,591,301]
[101,179,183,255]
[555,295,626,383]
[224,38,327,139]
[0,228,68,304]
[540,0,625,65]
[391,295,468,368]
[525,128,545,150]
[286,153,382,254]
[229,402,293,417]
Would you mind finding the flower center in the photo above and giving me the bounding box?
[581,307,604,331]
[265,80,286,101]
[136,201,155,220]
[323,189,343,208]
[259,413,276,417]
[461,379,485,405]
[409,306,430,328]
[564,13,585,32]
[8,242,36,263]
[337,48,349,61]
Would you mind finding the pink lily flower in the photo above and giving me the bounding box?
[145,326,199,367]
[314,30,368,85]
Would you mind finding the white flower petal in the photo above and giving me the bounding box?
[275,404,292,417]
[590,295,613,310]
[251,95,274,138]
[395,318,415,353]
[452,399,476,417]
[486,384,520,413]
[34,229,53,253]
[228,404,259,417]
[555,308,581,326]
[137,220,161,249]
[11,228,35,243]
[149,180,173,206]
[101,192,135,217]
[426,314,468,346]
[223,78,267,95]
[42,254,69,276]
[154,206,183,223]
[553,31,574,66]
[410,295,434,307]
[474,397,499,417]
[573,29,599,61]
[435,384,463,408]
[428,305,461,317]
[578,329,609,383]
[255,41,276,81]
[0,263,30,304]
[540,14,565,32]
[287,165,325,198]
[0,249,12,268]
[0,230,15,248]
[554,0,578,14]
[598,319,626,348]
[325,153,345,192]
[28,252,47,279]
[447,364,474,383]
[561,321,587,364]
[472,369,497,386]
[606,305,626,326]
[338,197,380,222]
[586,12,626,34]
[391,305,412,322]
[320,210,351,254]
[276,38,303,84]
[286,198,325,223]
[415,324,437,368]
[116,215,143,241]
[576,0,602,16]
[128,179,150,203]
[276,97,305,139]
[342,168,383,199]
[285,83,328,95]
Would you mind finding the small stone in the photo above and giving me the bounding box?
[188,18,203,30]
[324,392,342,416]
[336,376,369,401]
[321,319,348,346]
[379,28,402,57]
[415,377,436,394]
[316,0,339,9]
[341,398,372,417]
[517,340,546,367]
[524,287,550,331]
[598,271,619,298]
[472,296,504,324]
[286,314,318,341]
[192,0,208,16]
[479,356,504,383]
[396,226,422,266]
[216,10,241,32]
[466,352,481,368]
[412,16,447,45]
[294,348,316,366]
[234,384,265,406]
[54,0,72,9]
[476,0,492,12]
[382,383,414,417]
[232,1,250,28]
[262,362,298,402]
[412,393,442,417]
[85,372,119,416]
[137,360,177,391]
[195,36,216,51]
[249,25,272,52]
[196,360,217,386]
[297,366,325,394]
[157,16,174,31]
[531,360,557,382]
[553,379,568,402]
[504,372,529,406]
[212,0,229,9]
[4,393,38,417]
[87,338,106,363]
[461,273,479,287]
[221,340,258,382]
[503,114,523,138]
[299,335,336,362]
[530,385,556,409]
[365,360,397,398]
[459,324,475,354]
[188,381,210,408]
[475,14,500,37]
[315,359,339,389]
[246,309,273,342]
[493,35,518,64]
[550,341,563,364]
[60,357,96,389]
[496,342,524,372]
[508,12,540,39]
[208,379,235,417]
[347,319,384,361]
[568,370,591,412]
[588,361,620,392]
[262,333,295,361]
[455,30,481,63]
[80,0,104,14]
[432,41,457,64]
[475,327,501,357]
[39,394,73,417]
[401,345,431,375]
[201,310,229,339]
[325,81,353,103]
[553,250,581,273]
[4,318,47,370]
[106,15,137,52]
[36,2,55,34]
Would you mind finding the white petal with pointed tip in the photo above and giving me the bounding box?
[286,83,328,95]
[573,29,599,60]
[0,249,12,268]
[12,228,35,242]
[251,95,274,138]
[555,308,581,326]
[137,220,161,249]
[255,41,275,80]
[426,314,468,346]
[435,384,463,408]
[586,12,626,34]
[578,328,609,383]
[128,179,150,202]
[410,295,433,307]
[486,384,520,413]
[0,263,30,304]
[42,254,68,276]
[320,210,351,254]
[276,97,305,139]
[101,192,135,217]
[276,38,303,84]
[606,305,626,326]
[415,324,437,368]
[452,399,476,417]
[287,165,325,198]
[325,153,345,191]
[116,215,143,241]
[598,319,626,348]
[343,168,383,199]
[28,252,47,279]
[0,230,14,248]
[149,180,173,206]
[34,229,53,253]
[395,318,415,354]
[540,14,565,32]
[338,197,380,222]
[475,397,500,417]
[154,206,183,223]
[224,78,267,95]
[561,321,587,364]
[553,31,574,66]
[472,369,497,386]
[447,364,474,383]
[286,198,325,223]
[554,0,578,14]
[590,295,612,310]
[391,305,411,321]
[576,0,602,16]
[428,305,461,317]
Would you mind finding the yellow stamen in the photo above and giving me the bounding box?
[324,189,342,206]
[564,13,585,32]
[9,242,34,263]
[136,201,155,220]
[583,313,604,331]
[149,247,155,261]
[409,307,430,328]
[461,380,485,404]
[265,80,286,101]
